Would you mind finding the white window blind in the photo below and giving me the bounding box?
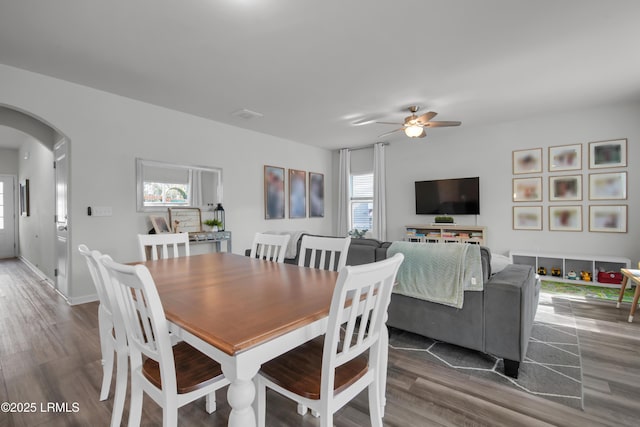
[350,173,373,231]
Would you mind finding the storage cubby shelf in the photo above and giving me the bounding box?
[509,250,631,287]
[405,225,487,245]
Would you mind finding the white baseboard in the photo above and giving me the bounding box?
[18,256,98,306]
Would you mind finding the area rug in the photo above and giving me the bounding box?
[388,292,583,410]
[541,279,634,303]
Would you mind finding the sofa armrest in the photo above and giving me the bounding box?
[484,264,538,362]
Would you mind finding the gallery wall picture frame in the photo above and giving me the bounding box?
[513,148,542,174]
[19,179,30,217]
[549,175,582,202]
[308,172,324,218]
[289,169,306,219]
[150,215,172,233]
[548,143,582,172]
[513,206,543,230]
[588,172,627,200]
[589,205,627,233]
[549,205,582,232]
[264,165,286,220]
[513,177,542,202]
[588,138,627,169]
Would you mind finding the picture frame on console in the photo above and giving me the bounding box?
[549,175,582,201]
[150,215,171,233]
[549,205,582,232]
[589,205,627,233]
[513,148,542,174]
[589,172,627,200]
[513,177,542,202]
[588,138,627,169]
[513,206,542,230]
[549,143,581,172]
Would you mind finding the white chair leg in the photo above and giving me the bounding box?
[205,391,217,414]
[297,403,308,415]
[127,376,144,427]
[98,315,114,401]
[368,380,383,427]
[163,403,178,427]
[110,352,128,427]
[311,409,320,417]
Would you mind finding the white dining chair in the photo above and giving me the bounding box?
[298,235,351,272]
[137,232,190,261]
[100,256,229,427]
[256,253,404,427]
[78,244,128,427]
[249,232,291,263]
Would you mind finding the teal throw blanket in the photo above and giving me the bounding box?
[387,242,483,309]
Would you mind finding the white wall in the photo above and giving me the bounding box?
[0,64,334,303]
[0,147,19,174]
[386,101,640,264]
[18,136,55,276]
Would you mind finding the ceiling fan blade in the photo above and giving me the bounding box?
[375,121,403,125]
[378,128,404,138]
[418,129,427,138]
[417,111,437,123]
[424,120,462,128]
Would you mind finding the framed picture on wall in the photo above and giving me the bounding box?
[513,206,542,230]
[289,169,306,218]
[588,138,627,169]
[549,144,582,171]
[264,165,285,219]
[309,172,324,218]
[549,205,582,232]
[589,205,627,233]
[19,179,30,217]
[513,148,542,174]
[512,177,542,202]
[549,175,582,201]
[588,172,627,200]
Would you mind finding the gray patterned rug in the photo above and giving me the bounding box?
[388,293,583,410]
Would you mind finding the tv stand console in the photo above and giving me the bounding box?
[405,224,487,245]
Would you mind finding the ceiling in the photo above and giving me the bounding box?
[1,0,640,150]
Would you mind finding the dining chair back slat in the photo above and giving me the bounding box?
[298,235,350,271]
[250,233,291,263]
[138,233,190,261]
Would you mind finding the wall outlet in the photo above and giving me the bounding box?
[91,206,112,217]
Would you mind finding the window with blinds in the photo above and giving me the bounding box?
[350,173,373,231]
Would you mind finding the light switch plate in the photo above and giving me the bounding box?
[92,206,112,217]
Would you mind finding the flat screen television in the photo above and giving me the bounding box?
[415,177,480,215]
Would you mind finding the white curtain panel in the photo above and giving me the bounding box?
[373,143,387,241]
[337,148,351,236]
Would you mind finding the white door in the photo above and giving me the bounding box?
[54,139,69,296]
[0,175,17,258]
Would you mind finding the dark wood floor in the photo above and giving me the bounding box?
[1,258,639,426]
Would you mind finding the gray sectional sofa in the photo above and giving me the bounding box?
[251,234,540,378]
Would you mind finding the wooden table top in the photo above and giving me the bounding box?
[141,252,339,356]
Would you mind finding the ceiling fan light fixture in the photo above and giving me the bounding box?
[405,125,423,138]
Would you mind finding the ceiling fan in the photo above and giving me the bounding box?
[376,106,461,138]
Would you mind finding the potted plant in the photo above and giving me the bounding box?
[203,219,223,231]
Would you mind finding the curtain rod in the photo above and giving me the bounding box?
[338,142,389,152]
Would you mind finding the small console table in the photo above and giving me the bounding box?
[190,230,232,253]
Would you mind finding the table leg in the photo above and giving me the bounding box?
[223,364,258,427]
[629,281,640,323]
[617,276,629,309]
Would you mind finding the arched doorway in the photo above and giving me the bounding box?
[0,105,70,299]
